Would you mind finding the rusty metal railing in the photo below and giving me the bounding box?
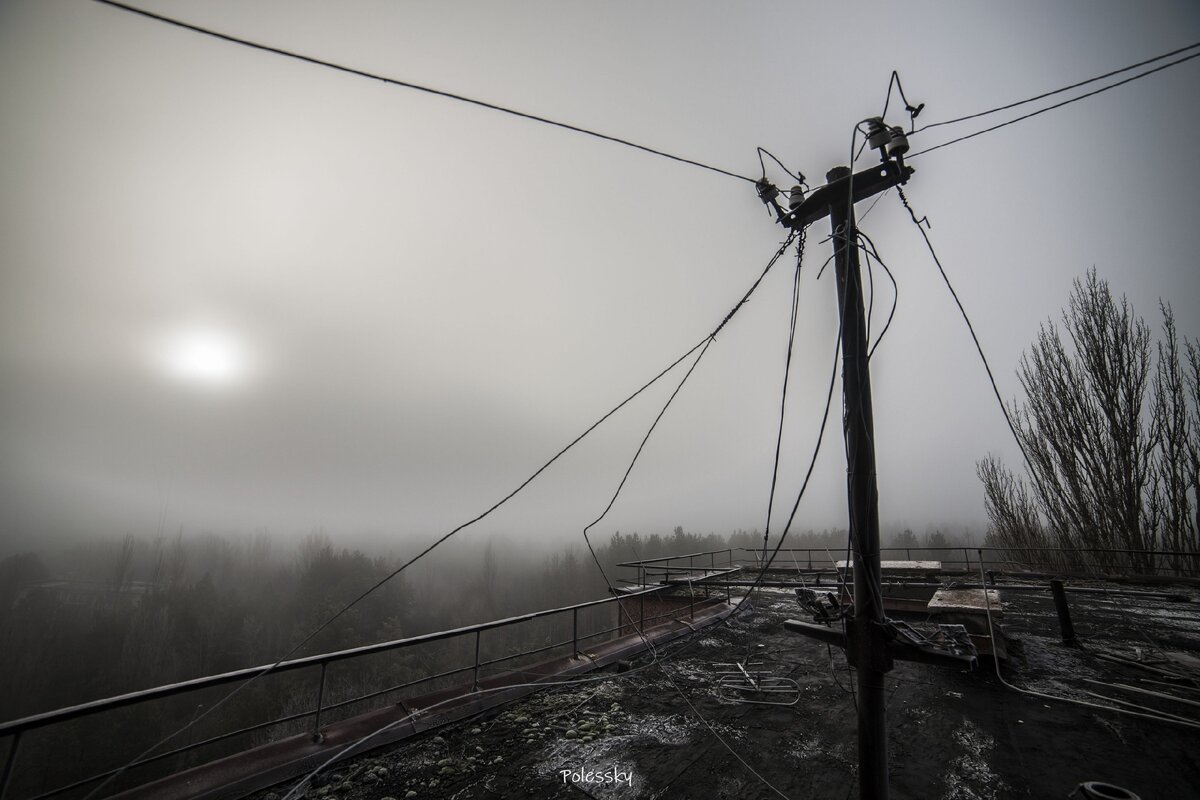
[0,580,719,800]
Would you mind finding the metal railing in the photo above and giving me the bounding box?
[615,548,736,587]
[0,580,720,800]
[738,546,1200,578]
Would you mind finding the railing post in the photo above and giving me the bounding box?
[963,548,970,573]
[312,663,328,742]
[1050,579,1078,645]
[640,593,645,630]
[473,630,481,692]
[572,607,579,656]
[1,730,21,800]
[906,548,911,561]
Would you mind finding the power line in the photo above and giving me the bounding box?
[82,233,799,800]
[764,250,845,575]
[762,233,806,560]
[894,185,1038,479]
[578,334,794,800]
[758,147,804,185]
[879,70,924,130]
[570,233,801,800]
[856,230,898,360]
[898,183,1200,730]
[908,49,1200,159]
[913,40,1200,134]
[93,0,757,185]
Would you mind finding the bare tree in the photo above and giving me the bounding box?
[1184,340,1200,565]
[1149,305,1197,569]
[977,455,1047,558]
[979,269,1198,573]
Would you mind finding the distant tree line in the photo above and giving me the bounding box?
[0,519,982,795]
[0,521,976,719]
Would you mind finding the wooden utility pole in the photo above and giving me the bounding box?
[827,164,890,800]
[759,149,921,800]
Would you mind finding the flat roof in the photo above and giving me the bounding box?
[245,577,1200,800]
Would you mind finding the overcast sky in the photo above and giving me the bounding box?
[2,1,1198,556]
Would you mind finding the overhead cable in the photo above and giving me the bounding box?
[895,185,1038,479]
[82,232,799,800]
[757,147,804,185]
[93,0,757,184]
[914,40,1200,135]
[908,49,1200,159]
[856,230,898,359]
[879,70,924,129]
[578,332,793,800]
[761,232,807,561]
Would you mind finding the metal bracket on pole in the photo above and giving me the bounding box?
[780,160,912,231]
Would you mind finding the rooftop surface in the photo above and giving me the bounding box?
[246,578,1200,800]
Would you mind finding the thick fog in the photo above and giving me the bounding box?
[2,1,1199,555]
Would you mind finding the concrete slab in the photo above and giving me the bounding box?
[927,589,1002,613]
[836,560,942,573]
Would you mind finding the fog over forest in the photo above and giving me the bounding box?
[0,523,976,722]
[1,4,1198,797]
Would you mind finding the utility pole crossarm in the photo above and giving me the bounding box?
[779,160,913,231]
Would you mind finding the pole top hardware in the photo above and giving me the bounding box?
[779,159,913,232]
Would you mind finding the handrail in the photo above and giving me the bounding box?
[5,586,716,800]
[0,582,675,738]
[738,546,1200,557]
[733,545,1200,579]
[614,547,733,567]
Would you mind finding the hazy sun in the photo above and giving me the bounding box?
[158,326,248,387]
